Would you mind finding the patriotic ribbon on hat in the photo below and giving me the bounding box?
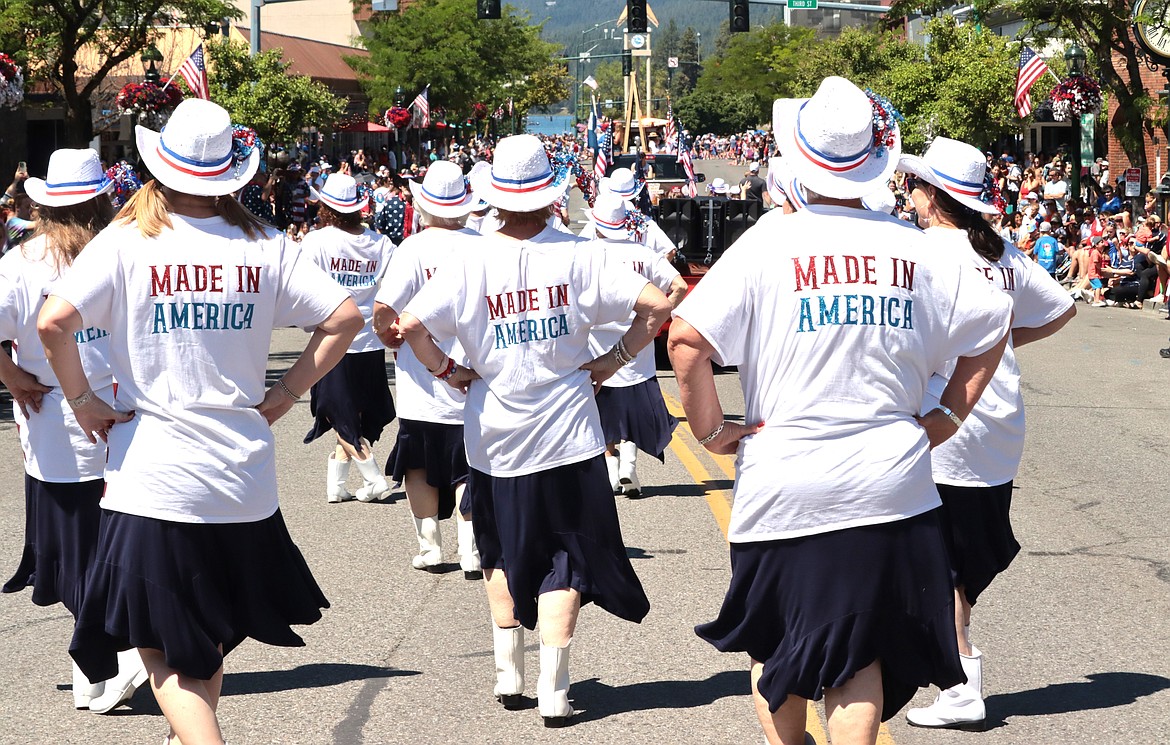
[865,89,903,159]
[317,187,363,211]
[156,136,233,178]
[419,178,472,207]
[232,125,265,174]
[793,102,873,174]
[491,167,555,194]
[43,175,112,199]
[929,165,985,199]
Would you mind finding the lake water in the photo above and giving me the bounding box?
[524,114,578,136]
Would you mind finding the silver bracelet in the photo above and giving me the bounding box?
[277,379,301,401]
[935,405,964,428]
[66,388,95,409]
[612,339,634,366]
[697,420,726,446]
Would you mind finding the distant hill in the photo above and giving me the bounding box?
[509,0,787,53]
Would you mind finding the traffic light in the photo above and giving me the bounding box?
[622,50,632,77]
[730,0,750,33]
[477,0,501,20]
[627,0,648,33]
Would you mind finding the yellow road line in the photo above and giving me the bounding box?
[661,389,895,745]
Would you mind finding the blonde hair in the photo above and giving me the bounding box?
[30,195,114,269]
[417,204,468,230]
[115,180,267,240]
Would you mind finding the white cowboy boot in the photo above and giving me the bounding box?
[88,649,149,714]
[617,441,641,498]
[906,645,985,731]
[605,454,621,495]
[493,624,525,710]
[456,515,482,580]
[410,515,443,571]
[537,639,574,727]
[352,440,390,502]
[326,455,353,504]
[72,661,104,709]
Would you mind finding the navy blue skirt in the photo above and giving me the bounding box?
[936,482,1020,606]
[303,349,396,448]
[595,379,679,461]
[696,509,964,723]
[385,418,468,520]
[467,456,650,630]
[1,475,103,617]
[69,508,328,683]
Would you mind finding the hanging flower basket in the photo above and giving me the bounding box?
[385,106,412,130]
[1048,74,1102,122]
[116,81,182,117]
[0,53,24,109]
[472,102,488,121]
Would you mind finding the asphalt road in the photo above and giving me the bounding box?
[3,168,1170,744]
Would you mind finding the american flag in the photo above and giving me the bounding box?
[1015,46,1050,118]
[594,129,611,182]
[674,115,696,197]
[662,102,678,155]
[411,85,430,128]
[177,44,209,100]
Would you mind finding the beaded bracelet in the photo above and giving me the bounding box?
[434,357,457,381]
[277,379,301,401]
[611,339,634,367]
[697,421,726,446]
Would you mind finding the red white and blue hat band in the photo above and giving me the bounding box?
[929,166,984,198]
[420,183,471,206]
[794,103,871,174]
[593,213,626,229]
[611,183,639,198]
[156,138,232,178]
[318,190,363,210]
[44,177,111,198]
[491,169,555,194]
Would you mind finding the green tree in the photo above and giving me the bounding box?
[511,61,571,114]
[0,0,237,146]
[202,38,347,146]
[885,0,1165,169]
[675,88,759,133]
[352,0,562,120]
[693,21,816,126]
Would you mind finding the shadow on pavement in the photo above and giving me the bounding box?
[570,669,749,722]
[982,671,1170,729]
[637,480,733,499]
[223,663,420,696]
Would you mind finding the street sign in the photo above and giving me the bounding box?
[789,0,818,8]
[1126,167,1142,197]
[667,57,679,68]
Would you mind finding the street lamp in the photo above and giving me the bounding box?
[141,45,162,85]
[1064,42,1086,203]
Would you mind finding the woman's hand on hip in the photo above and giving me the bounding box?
[74,399,134,444]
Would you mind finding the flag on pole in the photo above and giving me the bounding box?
[411,85,430,128]
[1014,46,1050,118]
[582,75,599,91]
[662,101,678,155]
[177,44,210,100]
[594,128,611,182]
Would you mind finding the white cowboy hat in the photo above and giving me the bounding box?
[898,137,999,215]
[136,99,259,197]
[24,149,114,208]
[310,173,365,213]
[766,156,806,210]
[468,134,567,212]
[773,77,902,200]
[408,160,476,218]
[589,196,632,240]
[709,177,729,195]
[862,186,897,215]
[606,168,642,200]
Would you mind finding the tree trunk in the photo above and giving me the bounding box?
[63,96,94,148]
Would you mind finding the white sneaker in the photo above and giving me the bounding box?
[905,684,986,731]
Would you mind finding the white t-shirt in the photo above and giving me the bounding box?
[376,227,481,423]
[53,215,349,524]
[578,216,676,258]
[404,226,649,476]
[0,237,114,481]
[673,204,1012,543]
[921,230,1073,487]
[588,239,679,387]
[300,226,395,353]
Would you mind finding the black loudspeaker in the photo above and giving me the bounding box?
[693,197,727,264]
[656,198,701,255]
[723,198,763,251]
